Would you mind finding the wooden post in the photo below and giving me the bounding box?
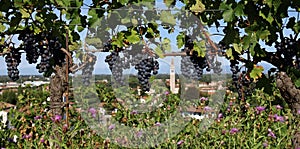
[65,29,69,127]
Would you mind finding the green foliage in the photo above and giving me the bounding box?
[0,90,17,105]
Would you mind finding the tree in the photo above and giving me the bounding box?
[1,0,300,147]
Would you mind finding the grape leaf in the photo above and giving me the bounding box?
[20,8,30,18]
[176,32,185,48]
[226,48,234,60]
[257,30,270,41]
[160,11,176,25]
[234,4,244,16]
[193,40,206,57]
[118,0,129,5]
[250,65,264,81]
[295,79,300,88]
[154,47,165,58]
[162,38,171,52]
[127,29,140,44]
[190,0,205,14]
[233,43,242,54]
[0,24,6,32]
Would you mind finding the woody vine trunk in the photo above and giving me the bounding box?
[276,72,300,148]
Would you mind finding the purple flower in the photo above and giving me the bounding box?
[88,108,97,118]
[22,134,32,139]
[200,97,208,102]
[276,105,282,110]
[177,140,184,145]
[155,122,161,126]
[268,128,276,139]
[204,106,212,112]
[40,138,45,143]
[255,106,265,114]
[263,141,268,147]
[34,115,42,120]
[229,128,239,134]
[108,124,115,130]
[51,115,62,122]
[130,110,138,115]
[136,130,143,138]
[273,114,285,122]
[218,113,223,119]
[164,91,169,95]
[298,110,300,115]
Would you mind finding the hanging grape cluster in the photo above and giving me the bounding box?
[5,48,21,81]
[18,32,40,64]
[82,54,97,86]
[105,50,127,86]
[180,36,223,80]
[135,58,159,91]
[275,37,298,67]
[104,42,159,91]
[230,60,254,101]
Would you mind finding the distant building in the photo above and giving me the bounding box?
[21,81,50,87]
[6,82,19,88]
[169,58,179,94]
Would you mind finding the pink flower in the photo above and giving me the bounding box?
[130,110,138,115]
[164,91,169,95]
[63,124,68,132]
[218,113,223,119]
[34,115,42,120]
[276,105,282,110]
[177,140,184,146]
[108,124,115,130]
[88,108,97,118]
[40,137,45,143]
[51,115,62,122]
[229,128,239,134]
[273,114,285,122]
[136,130,143,138]
[200,97,208,102]
[204,106,212,112]
[155,122,161,126]
[255,106,265,114]
[268,128,276,139]
[297,110,300,115]
[263,141,268,147]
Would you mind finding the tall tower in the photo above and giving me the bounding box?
[170,58,176,93]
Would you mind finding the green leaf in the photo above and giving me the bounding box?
[154,47,165,58]
[0,24,6,32]
[223,8,234,22]
[250,65,264,81]
[233,43,243,54]
[127,29,140,44]
[226,48,234,60]
[176,32,185,48]
[190,0,205,14]
[234,3,244,16]
[295,79,300,88]
[257,30,270,41]
[160,11,176,25]
[193,40,206,57]
[121,17,131,24]
[20,8,30,18]
[118,0,129,5]
[162,38,171,52]
[88,9,98,26]
[77,26,84,32]
[259,11,274,24]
